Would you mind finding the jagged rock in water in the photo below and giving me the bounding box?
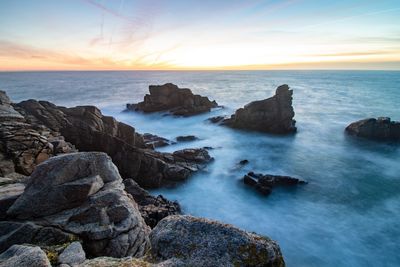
[345,117,400,141]
[0,245,51,267]
[123,179,181,228]
[126,83,218,116]
[243,172,306,196]
[176,135,198,142]
[150,215,285,267]
[7,152,150,258]
[142,133,174,149]
[217,84,296,134]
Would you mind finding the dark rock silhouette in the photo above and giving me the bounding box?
[346,117,400,141]
[127,83,218,116]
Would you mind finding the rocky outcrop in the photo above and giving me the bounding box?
[123,179,181,228]
[345,117,400,141]
[126,83,218,116]
[14,97,212,188]
[150,215,285,267]
[213,84,296,134]
[0,92,75,177]
[244,172,306,196]
[0,245,51,267]
[143,133,174,149]
[7,152,150,258]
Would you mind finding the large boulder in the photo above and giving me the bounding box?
[345,117,400,141]
[126,83,218,116]
[150,215,285,267]
[0,182,25,220]
[57,241,86,266]
[0,245,51,267]
[217,84,296,134]
[7,152,150,258]
[123,179,181,228]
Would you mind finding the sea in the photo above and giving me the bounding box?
[1,70,399,267]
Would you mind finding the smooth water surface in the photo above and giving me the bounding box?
[1,70,399,266]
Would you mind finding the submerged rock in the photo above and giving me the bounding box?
[345,117,400,141]
[216,84,296,134]
[126,83,218,116]
[123,179,181,228]
[0,245,51,267]
[150,215,285,267]
[244,172,306,196]
[176,135,198,142]
[7,152,150,258]
[142,133,174,149]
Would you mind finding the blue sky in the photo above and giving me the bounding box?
[0,0,399,70]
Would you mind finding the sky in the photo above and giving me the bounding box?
[0,0,399,71]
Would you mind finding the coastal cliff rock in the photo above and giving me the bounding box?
[7,152,150,258]
[150,215,285,267]
[212,84,296,134]
[244,172,306,196]
[123,179,181,228]
[126,83,218,116]
[14,97,212,188]
[345,117,400,141]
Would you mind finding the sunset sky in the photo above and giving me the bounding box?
[0,0,399,71]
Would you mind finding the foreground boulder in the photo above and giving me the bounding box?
[124,179,181,228]
[244,172,306,196]
[150,215,285,267]
[212,84,296,134]
[345,117,400,141]
[0,245,51,267]
[126,83,218,116]
[7,152,150,258]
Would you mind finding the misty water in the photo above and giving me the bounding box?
[1,70,399,266]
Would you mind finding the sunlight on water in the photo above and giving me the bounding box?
[1,70,399,266]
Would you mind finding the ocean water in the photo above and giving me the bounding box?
[1,70,400,267]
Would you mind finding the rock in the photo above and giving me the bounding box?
[0,182,25,219]
[345,117,400,141]
[222,84,296,134]
[150,215,285,267]
[58,242,86,266]
[124,179,181,228]
[79,257,155,267]
[0,91,25,122]
[7,152,150,258]
[244,172,306,196]
[0,221,76,254]
[176,135,198,142]
[127,83,218,116]
[207,115,227,124]
[143,133,174,149]
[14,96,212,188]
[0,245,51,267]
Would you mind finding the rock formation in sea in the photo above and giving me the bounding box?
[345,117,400,141]
[210,84,296,134]
[126,83,218,116]
[244,172,307,195]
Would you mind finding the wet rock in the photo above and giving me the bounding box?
[207,115,227,124]
[126,83,218,116]
[57,242,86,266]
[345,117,400,141]
[176,135,198,142]
[143,133,174,149]
[244,172,306,196]
[124,179,181,228]
[7,152,150,258]
[222,84,296,134]
[150,215,285,267]
[0,245,51,267]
